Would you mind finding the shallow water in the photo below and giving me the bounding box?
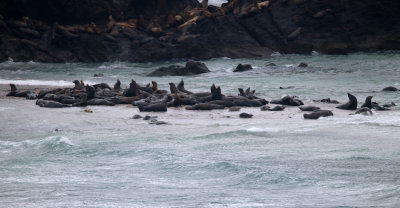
[1,52,400,207]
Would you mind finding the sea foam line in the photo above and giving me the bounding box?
[0,79,96,87]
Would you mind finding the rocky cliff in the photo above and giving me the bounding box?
[0,0,399,62]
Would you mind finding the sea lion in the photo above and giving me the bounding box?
[336,93,358,110]
[113,79,122,91]
[260,105,270,111]
[372,104,390,111]
[186,103,225,110]
[93,83,112,91]
[6,84,18,96]
[211,84,217,94]
[284,95,303,106]
[211,86,223,100]
[355,107,373,115]
[14,90,35,98]
[382,102,396,108]
[361,96,373,109]
[132,114,142,119]
[382,86,398,91]
[167,93,182,107]
[232,98,262,107]
[229,106,241,112]
[169,83,180,94]
[123,80,138,97]
[85,85,96,100]
[37,89,52,99]
[87,98,115,106]
[36,99,70,108]
[238,88,246,97]
[268,106,285,111]
[6,84,34,98]
[239,113,253,118]
[316,98,340,104]
[138,102,167,112]
[177,80,193,94]
[207,100,235,107]
[280,86,295,89]
[72,94,88,107]
[73,80,85,91]
[304,110,333,119]
[299,106,320,111]
[143,115,158,120]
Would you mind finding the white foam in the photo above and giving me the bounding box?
[0,79,97,87]
[246,127,282,133]
[0,79,73,86]
[208,0,227,6]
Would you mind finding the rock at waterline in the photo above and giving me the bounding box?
[147,61,210,76]
[233,64,253,72]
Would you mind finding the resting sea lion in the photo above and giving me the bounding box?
[186,103,225,110]
[138,102,167,112]
[382,86,398,91]
[239,113,253,118]
[87,99,115,106]
[268,106,285,111]
[304,110,333,119]
[355,107,373,115]
[93,83,112,91]
[85,85,96,100]
[36,99,70,108]
[299,106,320,111]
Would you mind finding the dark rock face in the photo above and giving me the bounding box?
[0,0,200,25]
[148,61,210,76]
[0,0,400,63]
[233,64,253,72]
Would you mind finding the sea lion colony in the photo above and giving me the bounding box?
[5,80,397,120]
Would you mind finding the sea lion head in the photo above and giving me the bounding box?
[9,84,17,92]
[151,81,158,91]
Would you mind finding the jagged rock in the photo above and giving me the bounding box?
[0,0,400,62]
[298,62,308,67]
[148,61,210,76]
[233,64,253,72]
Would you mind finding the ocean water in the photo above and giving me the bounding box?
[1,52,400,207]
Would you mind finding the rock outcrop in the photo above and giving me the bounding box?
[0,0,399,63]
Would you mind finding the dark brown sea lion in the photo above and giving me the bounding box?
[186,103,225,110]
[304,110,333,119]
[113,79,122,91]
[336,93,357,110]
[361,96,373,109]
[177,80,193,94]
[138,102,167,112]
[382,86,398,91]
[299,106,320,111]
